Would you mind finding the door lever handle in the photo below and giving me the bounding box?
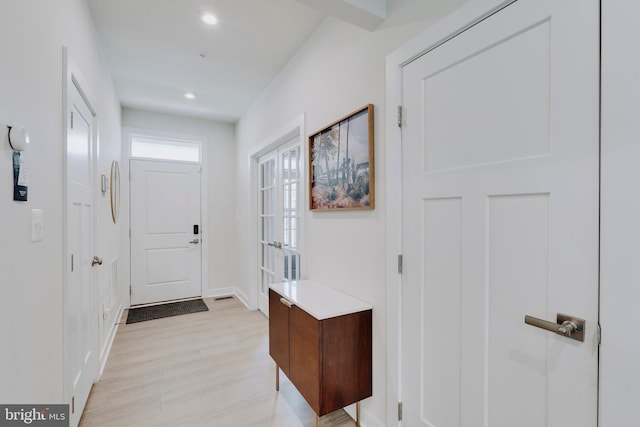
[267,241,282,249]
[524,313,585,342]
[91,256,103,267]
[189,239,200,244]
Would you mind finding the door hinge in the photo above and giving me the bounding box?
[397,105,403,128]
[70,111,74,129]
[72,396,75,414]
[597,323,602,346]
[129,286,132,297]
[398,401,403,421]
[397,254,403,274]
[71,254,74,272]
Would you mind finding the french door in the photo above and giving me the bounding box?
[257,139,302,315]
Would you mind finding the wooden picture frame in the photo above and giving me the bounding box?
[309,104,374,211]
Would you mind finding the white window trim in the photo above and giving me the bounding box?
[130,133,202,163]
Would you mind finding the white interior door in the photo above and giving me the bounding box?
[65,78,97,427]
[400,0,600,425]
[130,159,202,305]
[257,140,302,314]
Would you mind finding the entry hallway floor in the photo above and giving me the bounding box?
[80,297,357,427]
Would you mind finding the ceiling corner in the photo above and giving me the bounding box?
[297,0,387,31]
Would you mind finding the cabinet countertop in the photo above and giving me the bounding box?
[269,280,372,320]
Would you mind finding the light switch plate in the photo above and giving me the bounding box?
[31,209,43,242]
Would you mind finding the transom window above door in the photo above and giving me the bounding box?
[130,135,201,163]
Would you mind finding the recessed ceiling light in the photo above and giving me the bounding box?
[184,92,195,100]
[202,13,218,25]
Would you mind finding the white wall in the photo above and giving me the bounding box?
[121,109,237,297]
[235,1,467,425]
[600,0,640,424]
[0,0,121,403]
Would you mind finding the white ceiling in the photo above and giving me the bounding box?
[86,0,465,123]
[86,0,329,122]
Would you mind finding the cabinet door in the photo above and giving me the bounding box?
[269,289,290,375]
[321,310,373,415]
[289,306,321,413]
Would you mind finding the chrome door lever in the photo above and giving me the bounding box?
[267,241,282,249]
[524,313,585,342]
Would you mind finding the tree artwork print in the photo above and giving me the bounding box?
[309,104,374,210]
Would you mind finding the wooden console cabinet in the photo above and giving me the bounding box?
[269,281,372,426]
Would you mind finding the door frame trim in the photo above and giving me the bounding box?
[385,1,517,425]
[248,114,306,312]
[122,128,209,307]
[62,46,99,422]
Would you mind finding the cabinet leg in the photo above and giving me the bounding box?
[313,413,318,427]
[356,401,361,427]
[275,364,280,391]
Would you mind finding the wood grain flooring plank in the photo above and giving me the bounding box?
[80,297,356,427]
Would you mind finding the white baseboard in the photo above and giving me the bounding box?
[206,287,235,299]
[344,402,381,427]
[233,288,250,308]
[206,287,250,308]
[97,303,123,379]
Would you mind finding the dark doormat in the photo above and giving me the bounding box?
[126,299,209,324]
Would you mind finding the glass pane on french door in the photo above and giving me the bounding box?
[257,140,302,314]
[259,156,277,299]
[282,146,301,281]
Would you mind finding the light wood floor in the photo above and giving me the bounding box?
[80,297,357,427]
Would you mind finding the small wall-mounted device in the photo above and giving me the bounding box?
[101,174,109,194]
[7,125,31,201]
[7,125,30,152]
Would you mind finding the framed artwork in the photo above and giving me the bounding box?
[309,104,374,211]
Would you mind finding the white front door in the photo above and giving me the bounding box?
[257,140,303,314]
[401,0,599,425]
[130,159,202,305]
[65,78,97,427]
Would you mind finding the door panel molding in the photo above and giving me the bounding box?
[129,159,202,305]
[386,0,599,425]
[63,47,98,427]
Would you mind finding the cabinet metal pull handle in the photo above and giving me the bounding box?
[280,297,293,308]
[189,239,200,244]
[524,313,585,342]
